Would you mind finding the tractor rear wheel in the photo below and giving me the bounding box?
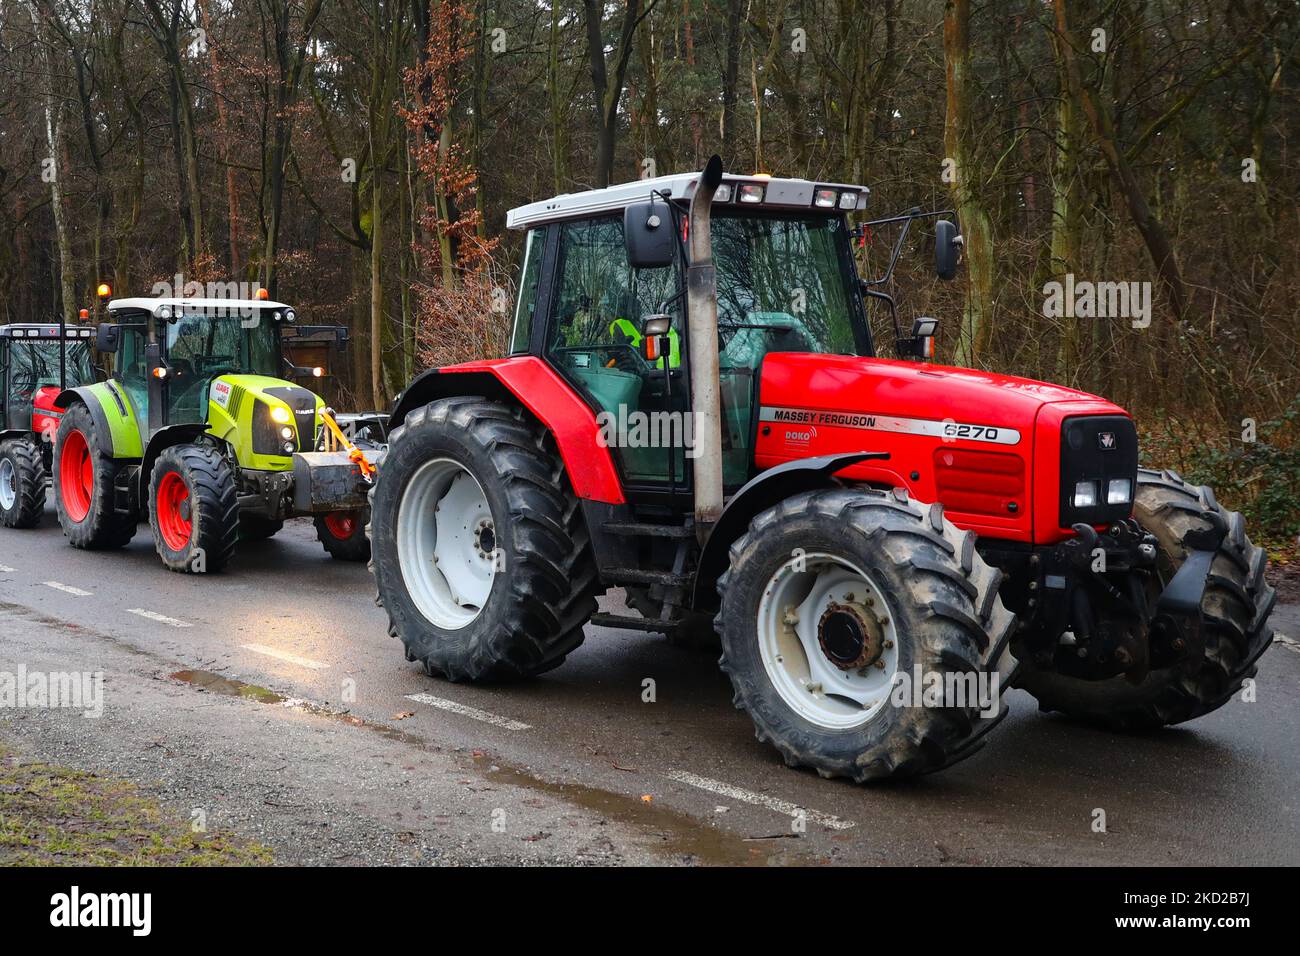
[314,508,370,561]
[370,398,598,681]
[0,437,46,528]
[53,402,136,549]
[1014,469,1276,729]
[716,488,1017,782]
[148,444,239,573]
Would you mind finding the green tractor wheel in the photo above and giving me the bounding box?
[148,444,239,573]
[54,403,136,549]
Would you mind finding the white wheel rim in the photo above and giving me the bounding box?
[756,552,899,730]
[0,459,16,510]
[396,457,497,629]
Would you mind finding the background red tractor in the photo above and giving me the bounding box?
[368,158,1276,782]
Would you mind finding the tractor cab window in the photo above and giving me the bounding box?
[3,339,94,434]
[163,311,280,423]
[547,215,685,485]
[707,213,864,486]
[510,227,545,354]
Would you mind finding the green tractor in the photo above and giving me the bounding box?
[52,295,379,572]
[0,321,97,528]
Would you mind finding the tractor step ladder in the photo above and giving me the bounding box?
[595,517,698,634]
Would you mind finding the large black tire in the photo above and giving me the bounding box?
[716,488,1017,782]
[0,437,46,528]
[147,444,239,574]
[1014,469,1276,729]
[314,508,371,561]
[369,398,599,681]
[239,514,284,541]
[53,402,136,549]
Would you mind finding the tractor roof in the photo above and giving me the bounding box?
[506,172,869,230]
[108,297,293,314]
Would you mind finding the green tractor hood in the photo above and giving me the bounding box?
[206,374,324,471]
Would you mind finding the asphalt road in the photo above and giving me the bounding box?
[2,502,1298,866]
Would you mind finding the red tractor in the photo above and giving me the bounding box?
[368,158,1276,781]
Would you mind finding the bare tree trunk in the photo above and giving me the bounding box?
[199,0,241,274]
[1053,0,1188,323]
[943,0,995,366]
[30,3,75,323]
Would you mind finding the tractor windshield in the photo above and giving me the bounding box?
[163,311,282,422]
[711,212,865,363]
[164,312,280,379]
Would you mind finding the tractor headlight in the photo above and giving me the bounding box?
[270,406,291,424]
[283,441,295,453]
[280,426,294,441]
[838,191,858,210]
[813,188,837,208]
[1107,478,1133,505]
[1072,481,1098,509]
[738,183,765,203]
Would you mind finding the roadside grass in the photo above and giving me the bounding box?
[0,744,271,866]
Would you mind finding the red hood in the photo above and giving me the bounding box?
[758,353,1121,424]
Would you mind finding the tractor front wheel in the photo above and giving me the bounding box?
[53,403,135,549]
[716,488,1017,782]
[314,508,370,561]
[0,437,46,528]
[370,398,598,681]
[148,444,239,573]
[1014,469,1276,729]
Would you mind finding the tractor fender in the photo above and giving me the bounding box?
[53,383,144,458]
[690,451,889,611]
[388,358,624,504]
[138,423,210,507]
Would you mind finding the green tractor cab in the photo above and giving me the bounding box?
[52,296,382,572]
[0,322,98,528]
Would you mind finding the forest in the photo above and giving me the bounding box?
[1,0,1297,542]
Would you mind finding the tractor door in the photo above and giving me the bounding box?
[545,215,689,491]
[116,324,154,433]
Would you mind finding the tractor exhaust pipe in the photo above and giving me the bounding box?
[687,155,725,543]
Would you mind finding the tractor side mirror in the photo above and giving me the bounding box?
[935,220,962,281]
[95,323,119,353]
[897,317,939,361]
[640,313,672,364]
[624,200,675,270]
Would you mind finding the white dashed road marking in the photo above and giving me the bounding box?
[665,769,856,830]
[128,608,193,628]
[0,564,15,572]
[241,643,328,670]
[1274,634,1300,656]
[405,693,532,731]
[43,581,92,596]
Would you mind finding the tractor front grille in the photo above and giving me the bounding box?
[1058,414,1138,528]
[254,386,319,457]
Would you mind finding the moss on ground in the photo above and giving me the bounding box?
[0,743,271,866]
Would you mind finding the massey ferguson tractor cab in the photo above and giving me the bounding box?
[0,321,96,528]
[369,157,1276,782]
[51,295,378,572]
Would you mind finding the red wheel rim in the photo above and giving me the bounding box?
[324,510,357,540]
[59,429,93,523]
[155,471,193,552]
